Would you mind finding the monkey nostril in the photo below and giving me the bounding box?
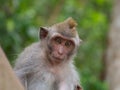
[58,51,63,55]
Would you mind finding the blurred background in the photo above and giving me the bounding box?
[1,0,120,90]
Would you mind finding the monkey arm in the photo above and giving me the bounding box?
[14,63,34,89]
[14,59,35,89]
[14,68,28,88]
[70,64,83,90]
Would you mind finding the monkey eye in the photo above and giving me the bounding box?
[54,37,62,44]
[65,41,72,47]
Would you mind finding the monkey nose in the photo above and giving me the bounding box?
[58,49,64,55]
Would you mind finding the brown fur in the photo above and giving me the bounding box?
[52,17,78,37]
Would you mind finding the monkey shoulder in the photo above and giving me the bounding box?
[64,63,80,85]
[14,42,44,71]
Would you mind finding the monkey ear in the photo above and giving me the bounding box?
[39,27,48,39]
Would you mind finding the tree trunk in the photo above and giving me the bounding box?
[106,0,120,90]
[0,46,24,90]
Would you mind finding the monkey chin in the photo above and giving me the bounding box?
[48,55,65,65]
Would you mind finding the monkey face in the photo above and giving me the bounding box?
[48,35,75,64]
[39,17,82,65]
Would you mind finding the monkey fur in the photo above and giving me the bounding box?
[14,17,83,90]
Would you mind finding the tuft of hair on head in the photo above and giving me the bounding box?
[51,17,78,37]
[65,17,77,29]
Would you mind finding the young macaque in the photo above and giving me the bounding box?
[14,17,83,90]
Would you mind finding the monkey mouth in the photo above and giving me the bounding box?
[52,56,63,61]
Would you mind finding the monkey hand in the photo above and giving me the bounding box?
[74,84,83,90]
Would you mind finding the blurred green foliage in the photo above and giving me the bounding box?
[0,0,112,90]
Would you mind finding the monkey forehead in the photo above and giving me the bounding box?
[50,25,77,38]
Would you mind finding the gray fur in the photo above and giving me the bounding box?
[14,42,80,90]
[14,18,82,90]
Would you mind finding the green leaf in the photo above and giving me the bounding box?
[6,19,15,32]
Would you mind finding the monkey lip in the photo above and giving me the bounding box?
[52,56,63,61]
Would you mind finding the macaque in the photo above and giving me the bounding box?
[14,17,83,90]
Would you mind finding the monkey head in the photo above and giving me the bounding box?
[39,17,82,65]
